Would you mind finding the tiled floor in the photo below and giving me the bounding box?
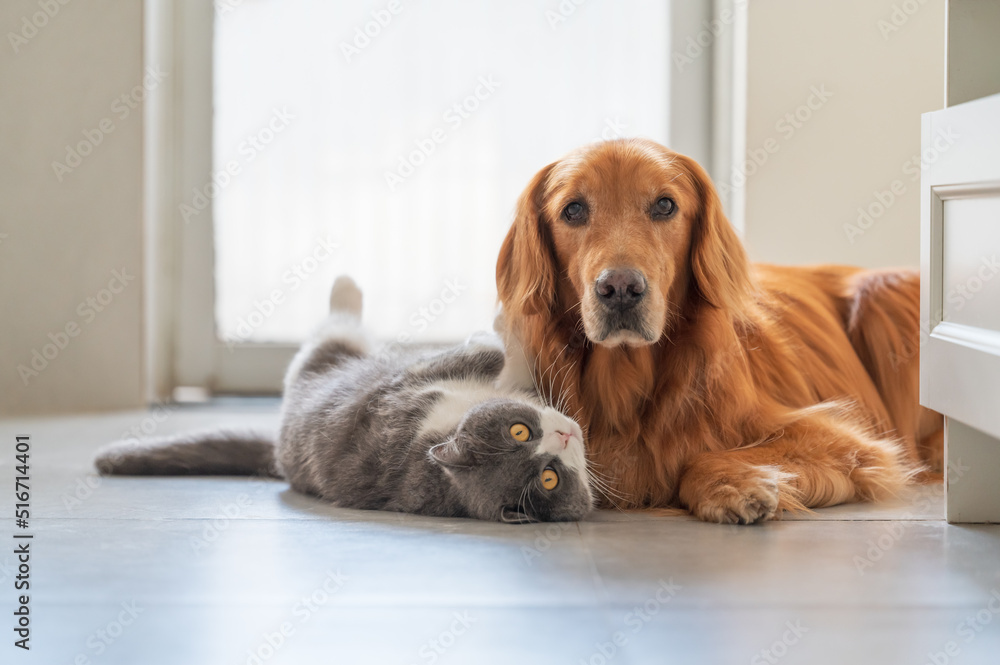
[1,403,998,665]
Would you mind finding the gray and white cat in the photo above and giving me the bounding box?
[96,277,594,523]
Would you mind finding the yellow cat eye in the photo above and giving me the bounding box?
[510,423,531,442]
[541,466,559,490]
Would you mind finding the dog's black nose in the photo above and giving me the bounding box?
[595,269,647,310]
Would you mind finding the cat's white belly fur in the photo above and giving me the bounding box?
[417,379,532,439]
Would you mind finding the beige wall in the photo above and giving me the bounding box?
[0,0,950,414]
[0,0,145,415]
[739,0,945,269]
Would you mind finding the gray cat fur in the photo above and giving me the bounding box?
[95,277,592,523]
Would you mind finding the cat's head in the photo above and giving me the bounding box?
[427,399,593,523]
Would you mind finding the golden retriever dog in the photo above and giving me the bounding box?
[495,138,942,524]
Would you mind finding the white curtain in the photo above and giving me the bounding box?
[213,0,671,344]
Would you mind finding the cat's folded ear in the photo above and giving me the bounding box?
[500,507,536,524]
[428,439,474,470]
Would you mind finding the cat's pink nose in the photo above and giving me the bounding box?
[555,430,572,449]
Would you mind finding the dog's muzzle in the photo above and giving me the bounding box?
[595,268,647,312]
[592,268,652,342]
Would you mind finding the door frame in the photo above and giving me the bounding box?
[920,93,1000,523]
[146,0,735,398]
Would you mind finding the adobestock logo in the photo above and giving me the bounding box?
[181,107,295,223]
[339,0,406,63]
[545,0,589,30]
[17,268,135,386]
[877,0,933,40]
[751,620,808,664]
[374,277,469,362]
[77,601,144,659]
[61,401,178,513]
[51,67,168,182]
[925,589,1000,665]
[852,459,968,573]
[716,85,833,199]
[215,0,246,18]
[384,77,500,191]
[406,278,467,336]
[843,126,959,244]
[411,612,477,664]
[223,235,339,350]
[520,522,574,565]
[672,1,747,72]
[947,255,1000,312]
[7,0,73,54]
[190,494,253,555]
[578,579,681,665]
[243,570,349,665]
[592,117,628,143]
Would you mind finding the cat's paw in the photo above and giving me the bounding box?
[463,331,504,353]
[680,463,795,525]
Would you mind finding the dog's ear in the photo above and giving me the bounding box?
[676,153,752,312]
[496,163,559,318]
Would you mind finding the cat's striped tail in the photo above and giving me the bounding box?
[95,428,281,478]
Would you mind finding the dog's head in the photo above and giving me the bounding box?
[497,139,750,347]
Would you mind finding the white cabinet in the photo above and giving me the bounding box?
[921,92,1000,523]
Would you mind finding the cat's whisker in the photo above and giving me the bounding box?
[587,472,629,510]
[540,354,562,408]
[518,345,543,398]
[594,486,625,513]
[535,343,570,409]
[551,350,573,412]
[549,359,575,413]
[580,455,613,483]
[558,363,578,415]
[525,484,537,519]
[516,483,529,522]
[552,358,575,404]
[590,483,625,506]
[582,463,625,495]
[583,462,616,486]
[588,480,630,512]
[588,474,623,498]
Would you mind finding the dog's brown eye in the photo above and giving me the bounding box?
[562,201,588,225]
[652,197,676,219]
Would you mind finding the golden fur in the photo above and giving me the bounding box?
[496,139,942,523]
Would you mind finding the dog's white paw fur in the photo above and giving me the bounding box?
[687,465,795,525]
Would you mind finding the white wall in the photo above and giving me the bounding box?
[738,0,946,269]
[0,0,145,415]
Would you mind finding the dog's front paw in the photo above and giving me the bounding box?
[679,461,795,525]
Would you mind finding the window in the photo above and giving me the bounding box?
[159,1,719,393]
